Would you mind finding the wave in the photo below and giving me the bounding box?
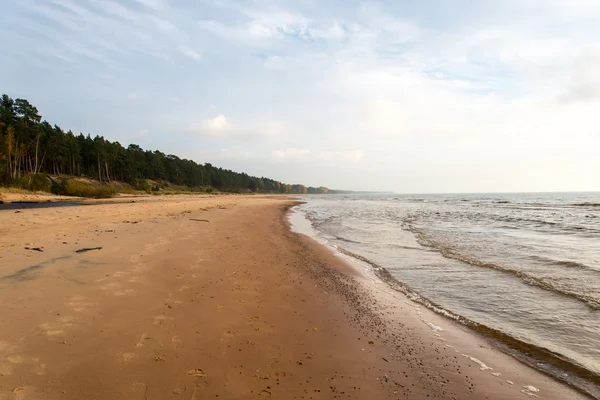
[333,246,600,399]
[528,255,599,272]
[332,235,363,244]
[403,224,600,310]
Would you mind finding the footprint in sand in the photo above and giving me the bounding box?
[122,353,137,362]
[39,316,74,336]
[135,333,150,348]
[130,383,149,400]
[171,336,184,351]
[113,289,136,297]
[100,282,121,291]
[67,296,95,312]
[6,355,23,364]
[131,264,147,273]
[153,315,174,325]
[2,386,37,400]
[178,285,189,292]
[32,363,46,376]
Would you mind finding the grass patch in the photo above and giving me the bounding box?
[51,179,117,198]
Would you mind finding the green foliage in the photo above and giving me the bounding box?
[50,178,116,198]
[18,173,51,192]
[0,93,329,194]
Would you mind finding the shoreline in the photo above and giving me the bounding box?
[0,196,587,399]
[289,204,599,399]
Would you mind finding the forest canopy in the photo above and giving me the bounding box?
[0,94,329,195]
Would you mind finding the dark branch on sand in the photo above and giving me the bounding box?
[25,247,43,252]
[190,219,210,222]
[75,247,103,253]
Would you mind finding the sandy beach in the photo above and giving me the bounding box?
[0,196,586,399]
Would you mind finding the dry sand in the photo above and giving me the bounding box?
[0,196,586,399]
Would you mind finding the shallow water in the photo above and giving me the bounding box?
[295,192,600,397]
[0,201,81,210]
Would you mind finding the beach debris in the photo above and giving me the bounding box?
[187,368,207,378]
[25,246,43,252]
[15,210,21,213]
[13,387,24,393]
[382,357,390,363]
[123,220,140,224]
[368,340,374,345]
[384,374,389,383]
[75,247,103,253]
[313,327,318,331]
[190,219,210,222]
[155,356,166,362]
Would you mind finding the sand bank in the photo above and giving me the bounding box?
[0,196,585,399]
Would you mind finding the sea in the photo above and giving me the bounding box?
[292,192,600,398]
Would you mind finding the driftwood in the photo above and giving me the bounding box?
[25,247,43,252]
[75,247,103,253]
[190,219,209,222]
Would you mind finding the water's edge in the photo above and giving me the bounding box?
[288,205,599,400]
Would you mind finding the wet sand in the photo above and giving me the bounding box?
[0,196,586,399]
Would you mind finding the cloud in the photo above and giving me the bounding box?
[179,46,201,60]
[186,116,288,141]
[202,114,230,130]
[556,45,600,104]
[271,148,364,165]
[134,0,164,11]
[3,0,600,192]
[272,148,310,160]
[188,114,231,135]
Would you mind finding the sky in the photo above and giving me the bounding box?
[1,0,599,193]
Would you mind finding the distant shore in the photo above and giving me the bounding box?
[0,195,585,399]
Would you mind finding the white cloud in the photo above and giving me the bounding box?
[271,148,364,165]
[190,114,230,134]
[134,0,164,11]
[179,46,201,60]
[272,148,310,160]
[4,0,600,192]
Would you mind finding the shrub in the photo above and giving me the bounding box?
[51,178,116,198]
[19,173,51,192]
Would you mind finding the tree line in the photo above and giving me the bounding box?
[0,94,329,194]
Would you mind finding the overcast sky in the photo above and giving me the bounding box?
[1,0,599,193]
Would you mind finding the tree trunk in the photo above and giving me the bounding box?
[97,155,102,182]
[34,135,40,173]
[105,161,111,182]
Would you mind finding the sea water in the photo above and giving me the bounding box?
[295,192,600,398]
